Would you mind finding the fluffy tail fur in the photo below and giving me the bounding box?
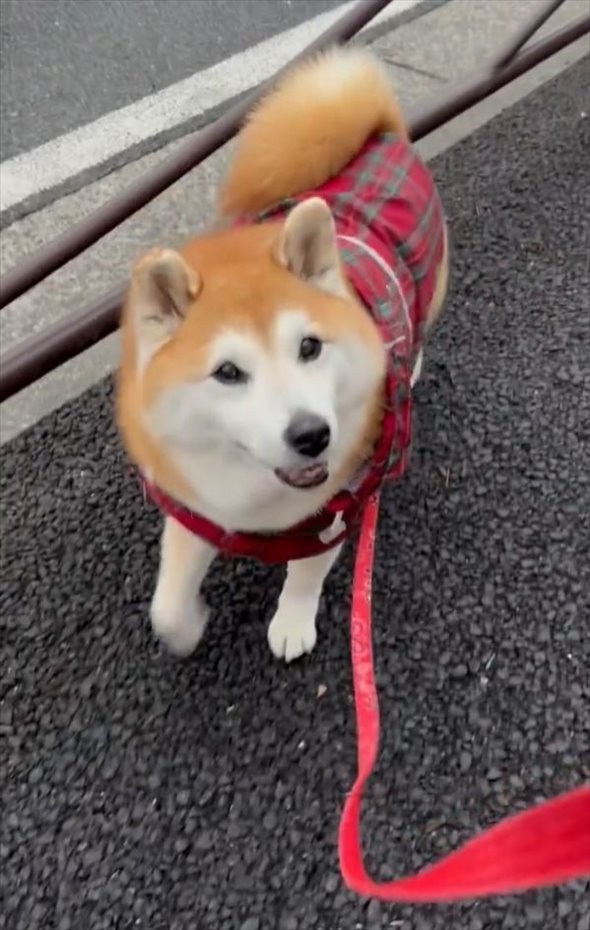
[218,47,407,216]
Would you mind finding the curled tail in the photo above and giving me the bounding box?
[219,47,407,216]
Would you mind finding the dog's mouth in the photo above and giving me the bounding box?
[275,463,329,489]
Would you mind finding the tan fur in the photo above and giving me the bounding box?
[425,226,449,329]
[219,47,408,216]
[117,46,446,512]
[116,46,450,662]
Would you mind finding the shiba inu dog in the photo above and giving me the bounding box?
[116,47,448,662]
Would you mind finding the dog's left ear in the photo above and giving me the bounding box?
[275,197,347,297]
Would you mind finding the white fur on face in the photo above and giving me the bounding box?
[144,307,383,527]
[149,309,378,462]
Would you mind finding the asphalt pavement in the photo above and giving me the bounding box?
[0,0,345,160]
[1,58,589,930]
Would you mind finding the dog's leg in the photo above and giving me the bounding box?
[150,517,216,657]
[268,545,342,662]
[410,225,449,389]
[410,348,423,387]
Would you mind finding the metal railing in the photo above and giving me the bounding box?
[0,0,588,403]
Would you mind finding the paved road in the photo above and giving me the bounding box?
[1,60,589,930]
[0,0,345,161]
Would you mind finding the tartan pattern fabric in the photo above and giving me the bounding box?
[147,134,445,561]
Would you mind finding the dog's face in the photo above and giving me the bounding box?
[127,199,385,496]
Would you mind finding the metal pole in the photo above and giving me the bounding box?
[0,0,393,312]
[0,12,588,403]
[409,12,588,145]
[492,0,565,70]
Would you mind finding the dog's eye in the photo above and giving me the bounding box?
[299,336,322,362]
[212,362,249,385]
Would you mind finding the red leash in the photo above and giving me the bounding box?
[339,489,590,902]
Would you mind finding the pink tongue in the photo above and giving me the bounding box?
[278,463,327,487]
[296,465,324,479]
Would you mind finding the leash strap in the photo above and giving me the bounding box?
[339,489,590,902]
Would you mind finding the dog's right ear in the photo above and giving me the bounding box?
[128,248,200,367]
[275,198,348,298]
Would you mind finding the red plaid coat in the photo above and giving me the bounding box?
[147,134,445,561]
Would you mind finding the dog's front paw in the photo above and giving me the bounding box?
[267,601,317,662]
[150,595,209,657]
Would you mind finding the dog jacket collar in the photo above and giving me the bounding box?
[145,134,445,562]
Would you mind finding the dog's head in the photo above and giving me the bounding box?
[122,199,385,497]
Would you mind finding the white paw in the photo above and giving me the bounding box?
[150,595,209,657]
[267,602,317,662]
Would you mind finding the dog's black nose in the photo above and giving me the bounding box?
[284,413,331,458]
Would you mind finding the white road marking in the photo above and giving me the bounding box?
[0,0,424,215]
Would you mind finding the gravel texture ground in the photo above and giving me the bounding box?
[1,59,589,930]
